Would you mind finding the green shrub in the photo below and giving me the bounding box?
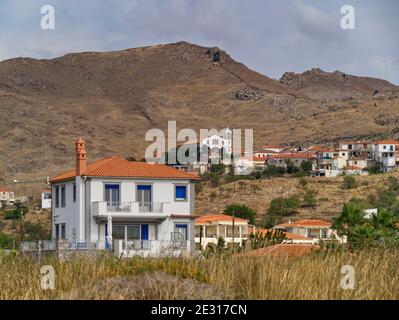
[224,204,257,224]
[341,175,358,190]
[268,196,300,216]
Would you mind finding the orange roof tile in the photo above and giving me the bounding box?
[267,152,316,160]
[195,214,248,224]
[274,219,331,229]
[235,244,319,257]
[50,157,200,183]
[375,139,399,145]
[0,187,12,192]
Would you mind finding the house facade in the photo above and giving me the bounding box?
[50,138,200,257]
[41,189,52,209]
[0,187,15,206]
[273,219,345,243]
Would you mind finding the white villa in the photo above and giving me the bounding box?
[0,187,15,207]
[49,138,200,257]
[41,189,52,209]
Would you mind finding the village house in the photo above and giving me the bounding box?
[266,152,317,169]
[41,189,52,209]
[194,214,316,250]
[49,138,200,257]
[371,139,399,172]
[194,214,249,249]
[273,219,345,243]
[0,187,15,207]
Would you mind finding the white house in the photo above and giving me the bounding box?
[50,138,200,257]
[41,189,52,209]
[194,214,249,249]
[0,187,15,207]
[273,219,345,243]
[372,140,399,172]
[200,128,232,164]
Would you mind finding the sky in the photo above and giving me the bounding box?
[0,0,398,84]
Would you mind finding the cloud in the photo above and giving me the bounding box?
[0,0,397,84]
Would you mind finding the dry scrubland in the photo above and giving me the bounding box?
[1,249,399,300]
[196,172,394,221]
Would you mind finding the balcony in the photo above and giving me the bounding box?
[92,201,172,220]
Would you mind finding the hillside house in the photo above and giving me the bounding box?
[0,187,15,207]
[266,152,317,169]
[273,219,345,243]
[372,140,399,172]
[50,138,200,257]
[195,214,249,249]
[41,189,52,209]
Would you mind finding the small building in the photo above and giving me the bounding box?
[273,219,345,243]
[41,189,52,209]
[195,214,249,249]
[266,152,317,168]
[0,187,15,207]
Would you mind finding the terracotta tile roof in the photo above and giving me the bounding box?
[375,139,399,145]
[42,189,52,193]
[50,157,200,183]
[249,227,313,241]
[267,152,316,160]
[274,219,331,229]
[308,146,336,152]
[235,244,319,257]
[195,214,248,224]
[0,187,12,192]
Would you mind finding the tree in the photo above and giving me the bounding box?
[209,163,226,175]
[302,189,317,209]
[223,204,257,224]
[262,165,282,178]
[300,161,313,173]
[341,175,358,190]
[268,196,300,216]
[285,160,299,174]
[298,177,308,188]
[387,176,399,192]
[332,202,399,249]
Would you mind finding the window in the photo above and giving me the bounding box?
[390,145,394,151]
[61,224,66,239]
[383,145,387,149]
[212,139,219,145]
[55,186,60,208]
[55,224,60,239]
[105,184,120,207]
[175,185,187,201]
[73,184,76,202]
[175,224,188,240]
[112,224,147,241]
[60,185,66,207]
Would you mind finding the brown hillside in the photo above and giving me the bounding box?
[0,41,399,189]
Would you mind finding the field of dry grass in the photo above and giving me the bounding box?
[196,172,395,222]
[1,248,398,300]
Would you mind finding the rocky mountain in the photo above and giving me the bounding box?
[0,41,398,187]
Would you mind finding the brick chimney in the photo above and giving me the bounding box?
[75,137,87,176]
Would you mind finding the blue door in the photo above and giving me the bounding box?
[141,224,149,240]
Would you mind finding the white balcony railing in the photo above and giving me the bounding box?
[92,201,171,217]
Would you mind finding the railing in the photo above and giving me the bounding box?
[124,240,151,250]
[92,201,171,216]
[106,201,132,212]
[138,202,164,213]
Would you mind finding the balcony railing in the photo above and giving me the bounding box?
[92,201,171,217]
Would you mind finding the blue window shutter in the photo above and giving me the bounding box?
[141,224,149,240]
[138,185,152,191]
[105,184,119,189]
[176,186,187,200]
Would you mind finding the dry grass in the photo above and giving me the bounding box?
[1,248,398,300]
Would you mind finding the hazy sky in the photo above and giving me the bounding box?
[0,0,398,84]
